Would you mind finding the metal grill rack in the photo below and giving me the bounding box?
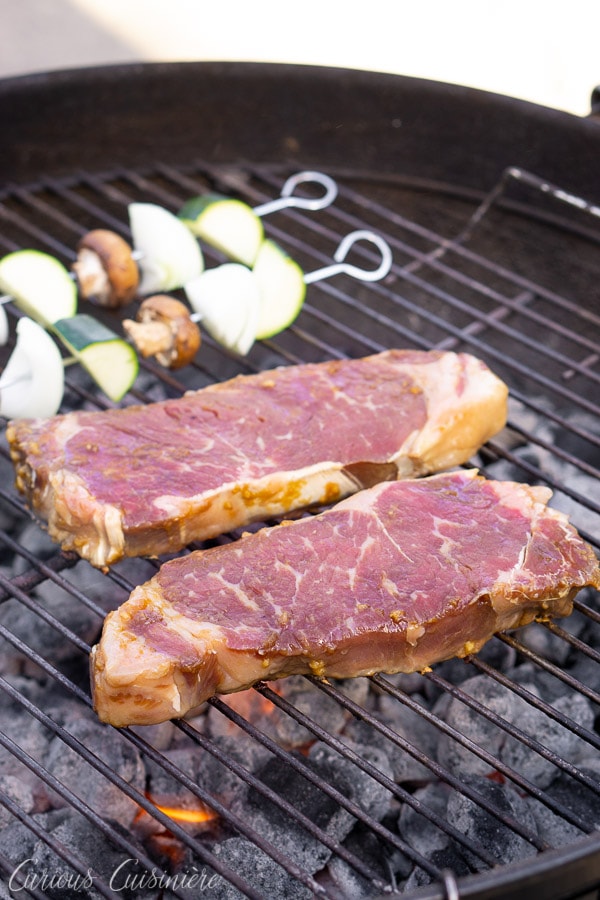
[0,159,599,899]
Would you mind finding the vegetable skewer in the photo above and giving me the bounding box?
[0,173,380,416]
[184,229,393,355]
[0,250,140,406]
[124,227,393,362]
[0,201,204,394]
[0,171,339,314]
[179,170,337,267]
[0,308,140,418]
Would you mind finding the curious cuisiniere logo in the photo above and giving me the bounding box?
[8,858,222,894]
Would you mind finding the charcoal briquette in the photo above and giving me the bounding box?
[207,836,313,899]
[26,811,157,900]
[0,712,52,782]
[500,691,595,788]
[515,613,585,666]
[0,773,40,829]
[308,739,393,823]
[243,740,393,875]
[375,693,440,785]
[130,719,175,752]
[0,589,99,677]
[245,751,348,873]
[436,674,524,777]
[398,782,452,857]
[204,714,272,775]
[328,819,408,897]
[527,794,586,847]
[544,766,600,831]
[446,775,538,871]
[44,717,145,826]
[0,809,68,868]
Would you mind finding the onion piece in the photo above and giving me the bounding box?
[0,317,64,419]
[184,263,260,356]
[129,202,204,294]
[0,305,8,345]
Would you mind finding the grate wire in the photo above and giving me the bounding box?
[0,159,598,898]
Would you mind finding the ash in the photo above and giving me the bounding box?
[0,401,598,897]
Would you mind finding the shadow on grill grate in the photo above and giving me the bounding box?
[0,159,598,899]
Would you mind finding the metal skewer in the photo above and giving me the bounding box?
[253,171,338,217]
[186,229,393,326]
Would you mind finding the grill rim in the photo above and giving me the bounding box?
[400,831,600,900]
[1,60,599,197]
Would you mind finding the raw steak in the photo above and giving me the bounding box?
[8,350,507,568]
[91,469,600,726]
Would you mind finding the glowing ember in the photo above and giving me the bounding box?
[221,687,278,722]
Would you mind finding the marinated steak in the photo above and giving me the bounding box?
[91,469,600,726]
[8,350,507,568]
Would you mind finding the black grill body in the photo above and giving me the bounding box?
[0,63,598,900]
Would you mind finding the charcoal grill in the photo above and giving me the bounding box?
[0,62,599,899]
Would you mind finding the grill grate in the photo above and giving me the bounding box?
[0,159,599,899]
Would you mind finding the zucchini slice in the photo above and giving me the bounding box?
[53,314,138,402]
[253,240,306,340]
[0,249,77,327]
[179,194,264,267]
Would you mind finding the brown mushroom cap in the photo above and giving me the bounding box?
[73,229,139,308]
[123,294,201,369]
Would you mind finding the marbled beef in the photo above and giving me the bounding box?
[91,469,600,726]
[7,350,507,567]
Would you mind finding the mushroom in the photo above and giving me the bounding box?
[123,295,201,369]
[72,229,139,308]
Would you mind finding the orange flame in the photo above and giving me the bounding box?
[135,791,218,830]
[153,802,217,826]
